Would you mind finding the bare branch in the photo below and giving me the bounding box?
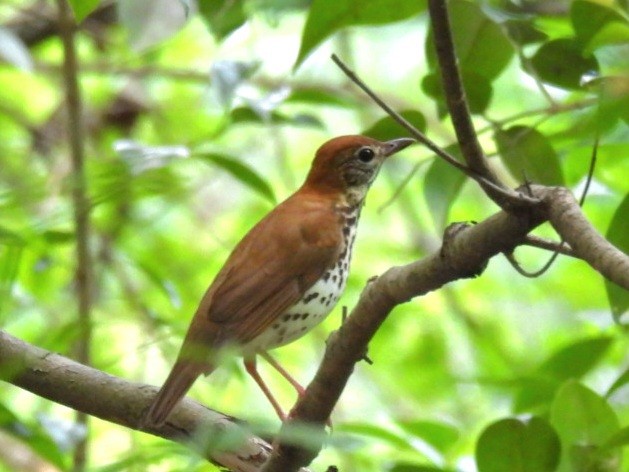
[504,250,560,278]
[262,184,629,471]
[262,199,550,471]
[0,330,313,472]
[523,235,578,258]
[3,184,623,472]
[330,54,539,209]
[426,0,499,185]
[56,0,93,468]
[543,186,629,290]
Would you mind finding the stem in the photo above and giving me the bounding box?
[427,0,500,185]
[56,1,93,470]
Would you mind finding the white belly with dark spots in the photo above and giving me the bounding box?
[244,212,358,353]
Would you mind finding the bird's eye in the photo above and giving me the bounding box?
[357,147,375,163]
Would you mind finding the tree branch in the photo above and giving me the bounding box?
[0,330,313,472]
[522,235,578,258]
[330,54,539,209]
[543,186,629,290]
[2,185,624,472]
[261,194,547,471]
[261,184,629,471]
[424,0,543,213]
[427,0,500,186]
[55,1,93,469]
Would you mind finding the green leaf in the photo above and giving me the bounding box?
[571,0,628,51]
[495,125,564,185]
[198,0,247,40]
[230,106,324,129]
[426,0,514,80]
[362,111,426,141]
[605,193,629,321]
[397,420,460,454]
[539,336,613,381]
[41,230,75,245]
[67,0,101,22]
[513,376,560,413]
[530,38,599,90]
[423,148,466,232]
[287,88,356,107]
[504,20,548,45]
[607,367,629,397]
[295,0,425,69]
[593,43,629,76]
[391,464,454,472]
[514,337,613,413]
[550,380,621,472]
[422,69,493,115]
[586,22,629,55]
[476,417,561,472]
[338,422,414,451]
[604,426,629,449]
[196,153,276,204]
[0,226,26,246]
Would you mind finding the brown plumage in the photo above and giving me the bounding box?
[143,135,414,427]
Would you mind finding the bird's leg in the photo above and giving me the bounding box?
[244,357,287,421]
[260,351,305,395]
[261,352,333,429]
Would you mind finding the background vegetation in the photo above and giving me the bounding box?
[0,0,627,471]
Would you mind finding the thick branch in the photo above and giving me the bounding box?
[0,331,313,472]
[262,185,629,471]
[2,186,624,472]
[262,193,549,471]
[543,186,629,290]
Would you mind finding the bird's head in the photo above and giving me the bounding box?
[304,135,414,205]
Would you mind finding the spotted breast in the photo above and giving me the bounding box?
[243,205,360,354]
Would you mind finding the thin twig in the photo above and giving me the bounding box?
[56,1,93,470]
[378,160,428,213]
[516,50,557,106]
[479,98,597,133]
[330,54,539,208]
[579,133,598,206]
[505,250,561,278]
[508,136,599,277]
[522,235,578,258]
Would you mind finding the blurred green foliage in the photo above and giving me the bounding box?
[0,0,628,471]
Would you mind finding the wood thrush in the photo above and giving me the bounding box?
[143,135,414,427]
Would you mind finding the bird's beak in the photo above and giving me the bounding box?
[383,137,415,157]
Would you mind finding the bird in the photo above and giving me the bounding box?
[143,135,414,427]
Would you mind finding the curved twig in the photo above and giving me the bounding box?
[330,54,539,209]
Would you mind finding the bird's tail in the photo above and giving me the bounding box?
[142,360,209,428]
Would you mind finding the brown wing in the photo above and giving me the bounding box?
[143,192,343,427]
[197,192,342,345]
